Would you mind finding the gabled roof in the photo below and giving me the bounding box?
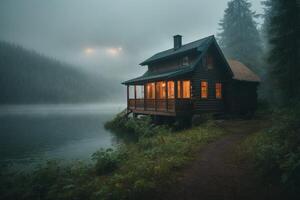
[123,35,261,85]
[140,35,214,66]
[227,60,261,82]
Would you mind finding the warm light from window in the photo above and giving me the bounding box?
[216,83,222,99]
[201,81,208,99]
[156,81,166,99]
[182,80,191,98]
[168,81,175,99]
[146,83,155,99]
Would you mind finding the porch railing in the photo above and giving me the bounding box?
[128,99,188,113]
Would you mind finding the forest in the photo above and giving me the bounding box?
[0,41,120,104]
[0,0,299,199]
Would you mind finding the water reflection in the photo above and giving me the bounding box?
[0,104,125,166]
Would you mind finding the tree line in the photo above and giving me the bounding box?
[218,0,300,105]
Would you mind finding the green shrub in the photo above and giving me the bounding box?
[240,105,300,197]
[105,113,170,139]
[92,148,125,175]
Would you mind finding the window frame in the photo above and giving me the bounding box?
[177,80,191,99]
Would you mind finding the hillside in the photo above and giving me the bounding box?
[0,41,120,104]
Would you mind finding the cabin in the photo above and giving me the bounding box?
[122,35,260,118]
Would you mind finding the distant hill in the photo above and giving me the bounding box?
[0,41,120,104]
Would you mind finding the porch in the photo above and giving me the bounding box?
[126,80,192,116]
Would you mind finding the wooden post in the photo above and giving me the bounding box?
[127,85,129,111]
[175,80,178,99]
[165,81,168,111]
[144,84,146,111]
[174,80,178,112]
[154,82,157,111]
[134,85,137,109]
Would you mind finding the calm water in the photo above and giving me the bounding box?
[0,104,125,166]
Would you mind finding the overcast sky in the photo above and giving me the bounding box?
[0,0,263,80]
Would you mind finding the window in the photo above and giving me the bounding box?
[182,56,189,66]
[182,80,191,98]
[167,81,175,99]
[201,81,208,99]
[215,83,222,99]
[146,83,155,99]
[177,81,182,98]
[129,86,135,99]
[136,85,144,99]
[156,81,166,99]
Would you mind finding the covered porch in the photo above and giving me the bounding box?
[126,80,192,116]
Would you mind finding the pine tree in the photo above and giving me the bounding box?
[267,0,300,102]
[218,0,263,74]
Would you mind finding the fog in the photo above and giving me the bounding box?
[0,0,263,82]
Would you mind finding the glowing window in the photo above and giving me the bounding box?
[182,80,191,98]
[216,83,222,99]
[177,81,182,98]
[167,81,175,99]
[146,83,155,99]
[201,81,208,99]
[156,81,166,99]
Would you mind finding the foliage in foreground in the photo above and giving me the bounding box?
[239,105,300,197]
[104,113,171,140]
[0,120,225,200]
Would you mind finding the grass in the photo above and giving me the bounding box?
[0,116,226,200]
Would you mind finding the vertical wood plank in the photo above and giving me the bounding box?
[134,85,137,109]
[144,84,146,111]
[174,80,178,112]
[165,81,168,111]
[154,82,157,111]
[127,85,129,111]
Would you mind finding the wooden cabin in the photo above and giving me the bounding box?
[122,35,260,118]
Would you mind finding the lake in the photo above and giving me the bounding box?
[0,104,125,167]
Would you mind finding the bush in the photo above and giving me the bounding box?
[105,113,170,139]
[240,105,300,198]
[92,148,125,175]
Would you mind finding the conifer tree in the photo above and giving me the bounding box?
[267,0,300,102]
[218,0,263,74]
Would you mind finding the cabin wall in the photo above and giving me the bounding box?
[224,80,258,114]
[191,46,230,113]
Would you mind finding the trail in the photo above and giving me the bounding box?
[163,120,281,200]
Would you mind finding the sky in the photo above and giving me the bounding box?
[0,0,263,81]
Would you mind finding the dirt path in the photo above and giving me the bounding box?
[162,120,275,200]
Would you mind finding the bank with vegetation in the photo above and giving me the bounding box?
[0,114,226,200]
[238,104,300,198]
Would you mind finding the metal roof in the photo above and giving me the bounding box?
[227,60,261,82]
[122,66,193,85]
[140,35,214,65]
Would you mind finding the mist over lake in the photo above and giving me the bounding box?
[0,104,125,166]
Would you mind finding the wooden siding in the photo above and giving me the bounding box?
[191,45,230,113]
